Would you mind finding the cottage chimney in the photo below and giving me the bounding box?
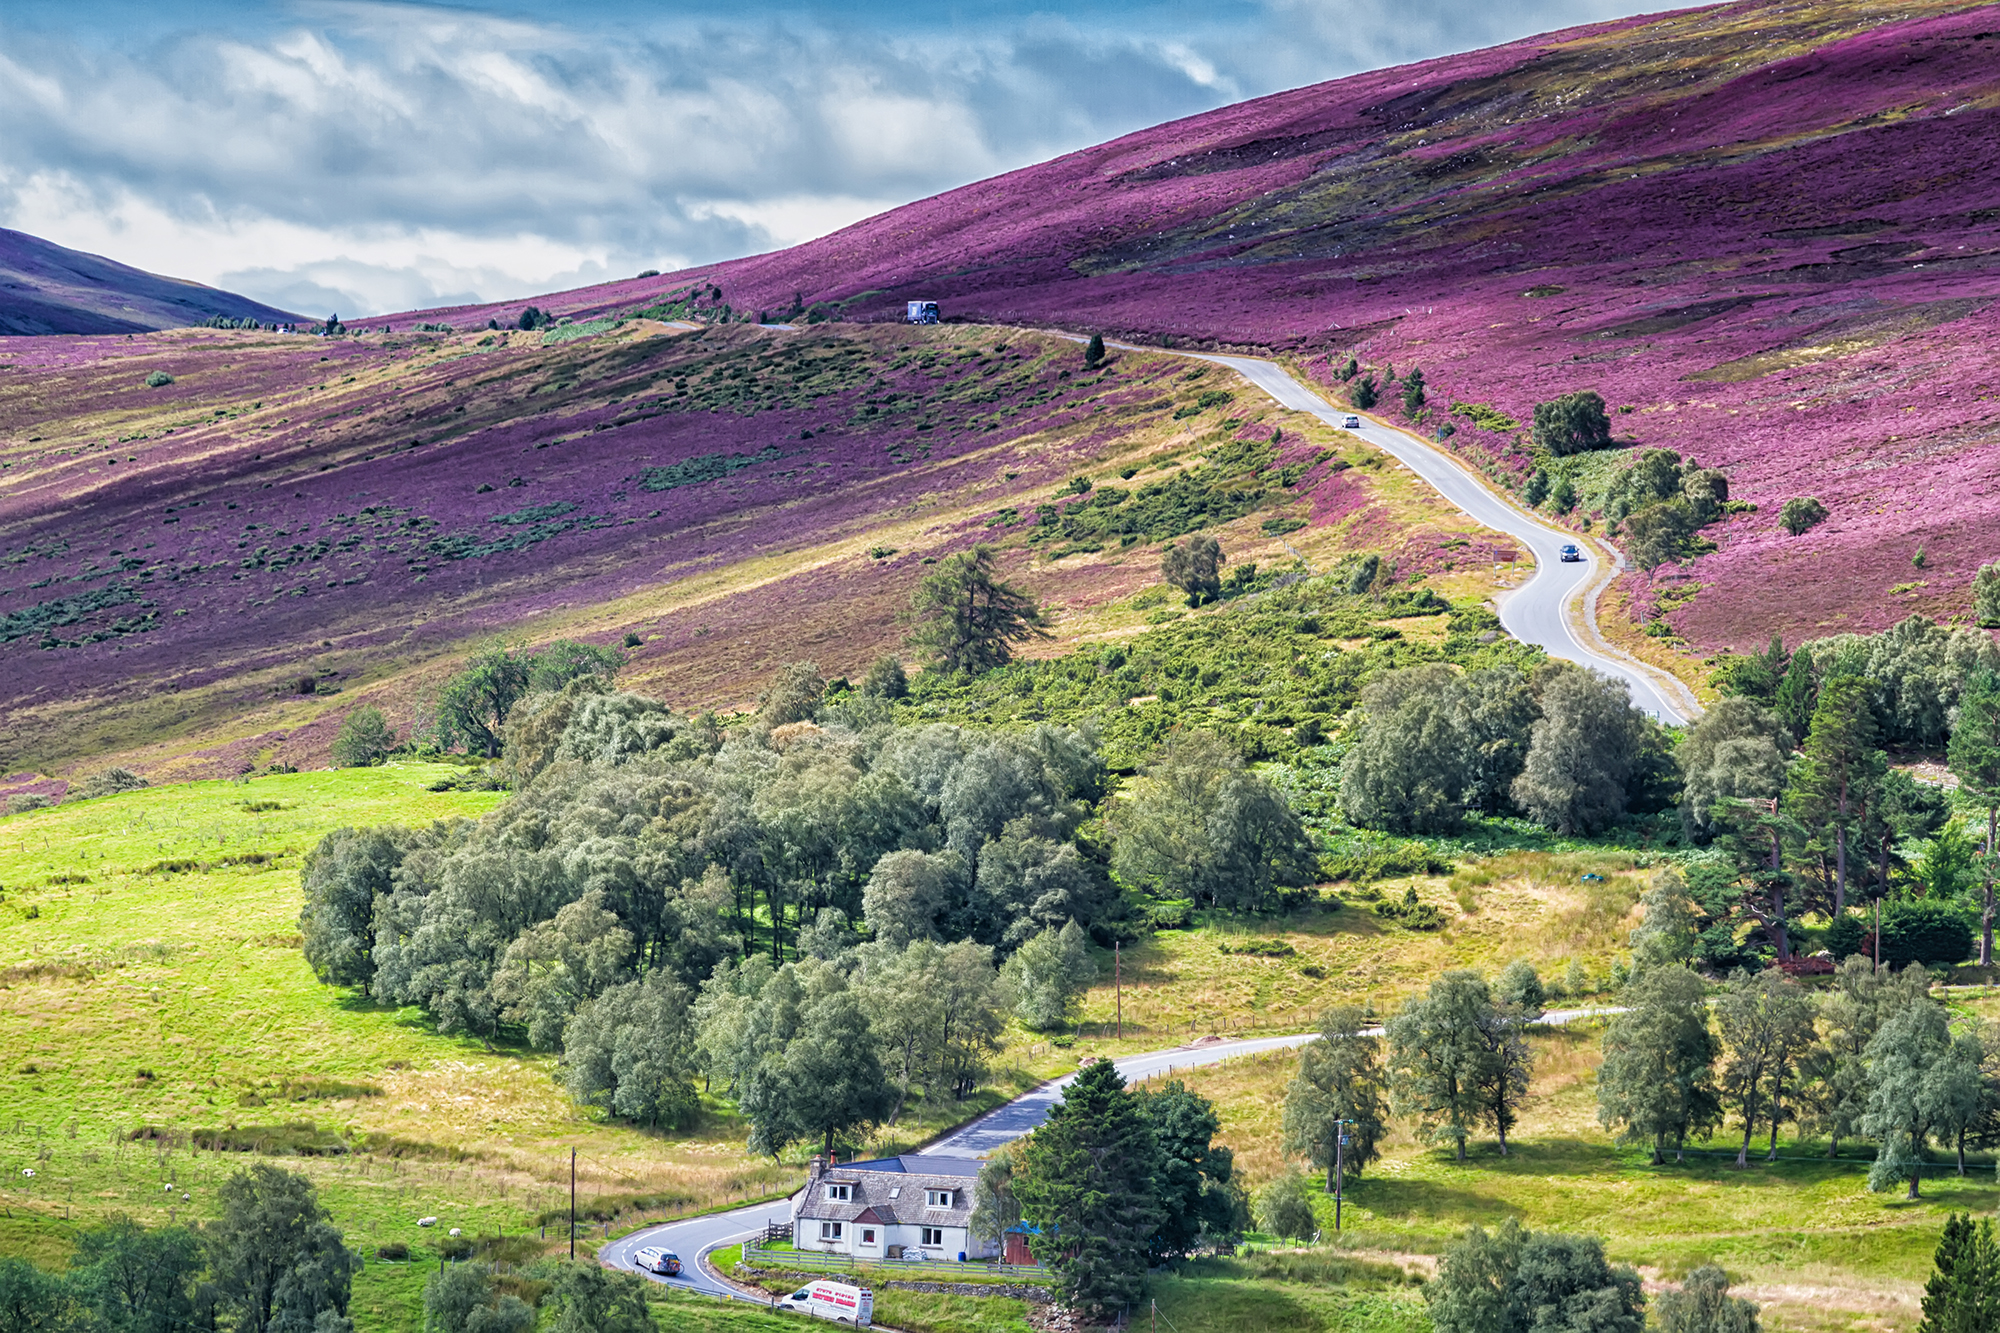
[809,1154,825,1184]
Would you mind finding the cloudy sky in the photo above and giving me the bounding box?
[0,0,1654,317]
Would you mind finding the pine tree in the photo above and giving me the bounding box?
[1787,674,1886,914]
[1401,366,1428,416]
[1947,670,2000,965]
[905,544,1049,674]
[1917,1212,1998,1333]
[1773,650,1816,740]
[1014,1058,1166,1317]
[1084,333,1106,369]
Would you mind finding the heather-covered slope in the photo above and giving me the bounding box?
[408,0,1999,655]
[0,227,299,335]
[1,319,1488,778]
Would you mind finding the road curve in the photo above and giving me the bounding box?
[1194,354,1697,724]
[600,1010,1622,1294]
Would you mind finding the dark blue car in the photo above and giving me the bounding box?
[1559,544,1583,562]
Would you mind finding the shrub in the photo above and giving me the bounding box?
[622,632,642,648]
[1779,496,1828,536]
[1351,376,1379,410]
[7,793,50,814]
[1254,1168,1317,1241]
[70,768,149,801]
[1084,333,1105,369]
[1531,390,1614,456]
[377,1242,410,1261]
[330,707,395,768]
[1879,901,1973,967]
[144,370,175,388]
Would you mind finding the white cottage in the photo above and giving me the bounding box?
[791,1154,993,1261]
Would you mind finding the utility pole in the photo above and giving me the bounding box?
[569,1147,577,1261]
[1334,1119,1348,1233]
[1115,941,1122,1040]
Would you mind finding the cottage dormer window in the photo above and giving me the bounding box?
[825,1183,851,1202]
[925,1189,953,1208]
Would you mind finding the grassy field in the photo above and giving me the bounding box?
[0,767,1039,1330]
[1132,1017,1990,1333]
[5,766,1954,1333]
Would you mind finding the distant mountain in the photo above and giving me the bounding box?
[406,0,1999,655]
[0,228,299,335]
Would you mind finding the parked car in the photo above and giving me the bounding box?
[1342,414,1361,429]
[633,1246,682,1277]
[1559,544,1583,562]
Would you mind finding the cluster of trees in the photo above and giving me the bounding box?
[1278,965,1547,1186]
[0,1166,355,1333]
[1338,661,1672,836]
[1425,1220,1760,1333]
[302,660,1315,1148]
[983,1060,1243,1317]
[1273,897,2000,1199]
[1694,629,2000,965]
[1596,910,2000,1195]
[1341,617,2000,973]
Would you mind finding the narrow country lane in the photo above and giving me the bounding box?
[1195,353,1699,724]
[599,1010,1621,1296]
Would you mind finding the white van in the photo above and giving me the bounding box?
[779,1279,874,1325]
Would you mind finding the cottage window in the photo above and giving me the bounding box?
[925,1189,953,1208]
[824,1184,851,1202]
[861,1228,877,1245]
[819,1222,844,1241]
[922,1227,945,1248]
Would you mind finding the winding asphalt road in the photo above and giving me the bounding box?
[599,1011,1620,1297]
[1192,353,1697,724]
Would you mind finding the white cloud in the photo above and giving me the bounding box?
[0,0,1657,315]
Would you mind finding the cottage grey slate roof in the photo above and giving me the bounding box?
[796,1162,976,1227]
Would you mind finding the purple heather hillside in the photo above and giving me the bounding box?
[0,228,300,336]
[392,0,2000,655]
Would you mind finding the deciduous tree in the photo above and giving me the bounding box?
[1597,964,1720,1163]
[1000,921,1096,1032]
[204,1165,357,1333]
[1387,970,1503,1160]
[1655,1266,1760,1333]
[1283,1004,1389,1191]
[1512,667,1652,836]
[1426,1219,1644,1333]
[1162,535,1225,606]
